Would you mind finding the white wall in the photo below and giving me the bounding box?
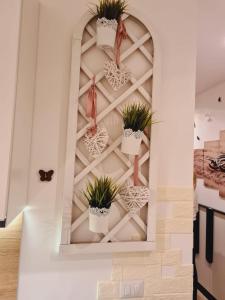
[6,0,40,225]
[0,0,38,225]
[0,0,22,220]
[195,81,225,299]
[17,1,196,299]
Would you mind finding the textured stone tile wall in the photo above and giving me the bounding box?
[97,187,193,300]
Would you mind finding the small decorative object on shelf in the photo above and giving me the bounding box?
[90,0,127,49]
[39,170,54,182]
[83,76,109,157]
[83,177,119,233]
[121,103,154,155]
[104,60,130,91]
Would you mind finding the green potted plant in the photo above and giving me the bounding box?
[121,103,154,155]
[90,0,127,49]
[83,176,119,233]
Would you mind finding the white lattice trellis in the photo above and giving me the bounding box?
[60,10,158,254]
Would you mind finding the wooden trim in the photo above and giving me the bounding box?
[60,38,82,245]
[59,241,155,255]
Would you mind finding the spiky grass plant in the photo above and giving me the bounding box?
[83,177,119,209]
[90,0,127,21]
[122,103,154,132]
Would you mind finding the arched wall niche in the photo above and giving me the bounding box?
[60,7,161,255]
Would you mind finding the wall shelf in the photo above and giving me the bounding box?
[60,241,155,255]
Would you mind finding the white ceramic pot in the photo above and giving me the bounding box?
[96,17,118,49]
[121,129,143,155]
[89,207,109,233]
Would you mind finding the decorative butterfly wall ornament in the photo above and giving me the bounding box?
[39,170,54,182]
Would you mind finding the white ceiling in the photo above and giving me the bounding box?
[197,0,225,94]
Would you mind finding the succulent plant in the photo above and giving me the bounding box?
[122,103,154,132]
[83,177,119,209]
[90,0,127,21]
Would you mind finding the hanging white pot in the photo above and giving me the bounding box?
[89,207,110,233]
[119,185,150,215]
[96,17,118,49]
[121,128,143,155]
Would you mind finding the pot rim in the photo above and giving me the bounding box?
[96,17,118,31]
[89,206,110,216]
[123,128,143,139]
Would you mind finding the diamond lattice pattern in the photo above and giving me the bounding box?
[71,15,154,244]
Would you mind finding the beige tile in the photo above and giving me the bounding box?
[98,281,119,299]
[113,252,161,266]
[156,234,171,251]
[111,265,122,281]
[145,277,192,296]
[157,219,193,234]
[152,293,192,300]
[172,202,193,218]
[161,250,182,266]
[158,187,193,202]
[122,264,161,280]
[176,265,193,277]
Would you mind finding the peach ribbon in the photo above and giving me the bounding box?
[86,76,97,135]
[133,155,139,186]
[115,18,127,66]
